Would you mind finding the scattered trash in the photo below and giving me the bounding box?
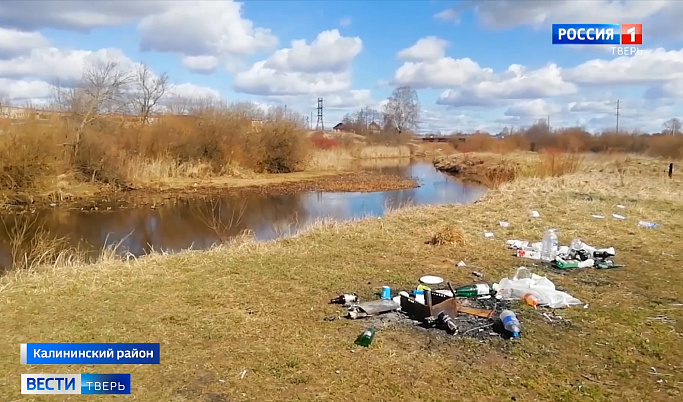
[500,309,521,338]
[330,294,358,306]
[612,214,626,220]
[541,228,559,262]
[239,370,247,380]
[414,289,425,304]
[472,271,484,278]
[584,304,589,309]
[347,300,400,319]
[419,275,444,285]
[499,221,510,228]
[616,204,626,209]
[438,312,458,334]
[355,327,376,347]
[522,293,538,307]
[496,267,583,308]
[530,210,541,218]
[484,232,495,238]
[381,286,391,300]
[453,283,496,297]
[591,214,605,219]
[457,260,467,267]
[638,220,659,228]
[542,312,554,322]
[508,233,621,270]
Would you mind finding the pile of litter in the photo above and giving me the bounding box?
[507,229,623,270]
[331,266,583,346]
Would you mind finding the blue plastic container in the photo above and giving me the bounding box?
[381,286,391,300]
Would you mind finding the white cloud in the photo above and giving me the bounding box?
[138,1,278,71]
[0,1,175,31]
[436,63,577,107]
[339,17,352,28]
[234,62,351,96]
[568,100,614,114]
[0,47,137,85]
[435,1,666,29]
[393,57,493,89]
[0,28,49,58]
[397,36,449,62]
[433,8,458,22]
[167,82,221,99]
[263,30,362,74]
[0,78,53,101]
[324,90,377,110]
[563,48,683,86]
[646,79,683,99]
[505,99,562,117]
[181,55,219,74]
[234,30,362,96]
[436,1,683,41]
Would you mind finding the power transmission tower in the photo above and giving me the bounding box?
[315,97,324,131]
[615,99,620,134]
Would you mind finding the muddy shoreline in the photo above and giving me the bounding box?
[2,170,419,213]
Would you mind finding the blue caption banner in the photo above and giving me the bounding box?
[21,373,131,394]
[552,23,621,44]
[21,343,160,365]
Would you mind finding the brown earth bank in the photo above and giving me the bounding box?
[1,170,419,213]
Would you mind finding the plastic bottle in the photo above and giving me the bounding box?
[522,293,538,307]
[500,310,521,337]
[541,229,558,262]
[355,327,376,347]
[454,284,493,297]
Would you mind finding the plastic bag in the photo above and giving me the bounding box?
[496,267,582,308]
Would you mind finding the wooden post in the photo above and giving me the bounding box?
[669,163,673,179]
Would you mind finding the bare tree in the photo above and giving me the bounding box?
[382,86,420,134]
[664,118,681,136]
[131,64,168,125]
[56,62,133,160]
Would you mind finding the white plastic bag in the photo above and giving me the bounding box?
[496,267,582,308]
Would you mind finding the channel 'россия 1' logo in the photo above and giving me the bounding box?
[552,24,642,45]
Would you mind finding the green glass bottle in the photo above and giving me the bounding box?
[355,327,376,347]
[454,284,492,297]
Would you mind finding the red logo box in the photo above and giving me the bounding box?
[621,24,642,45]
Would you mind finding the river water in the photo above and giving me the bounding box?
[0,161,486,269]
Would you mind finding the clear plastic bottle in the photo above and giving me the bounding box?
[541,229,558,261]
[499,310,521,337]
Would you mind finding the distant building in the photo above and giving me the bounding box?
[368,121,381,134]
[333,122,346,132]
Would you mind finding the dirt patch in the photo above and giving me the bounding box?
[434,154,519,187]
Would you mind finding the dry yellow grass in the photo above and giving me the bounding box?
[0,153,682,400]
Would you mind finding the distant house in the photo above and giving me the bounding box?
[368,121,381,134]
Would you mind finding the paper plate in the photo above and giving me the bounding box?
[419,275,444,285]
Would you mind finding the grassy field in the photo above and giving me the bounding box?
[1,153,682,401]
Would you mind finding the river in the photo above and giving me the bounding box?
[0,161,486,270]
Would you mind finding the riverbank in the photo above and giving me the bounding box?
[1,153,681,400]
[1,158,417,212]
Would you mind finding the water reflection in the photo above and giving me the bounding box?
[0,162,486,269]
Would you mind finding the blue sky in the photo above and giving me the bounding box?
[1,0,683,134]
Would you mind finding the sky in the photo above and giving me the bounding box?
[1,0,683,134]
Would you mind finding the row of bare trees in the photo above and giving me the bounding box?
[340,86,421,135]
[51,62,169,159]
